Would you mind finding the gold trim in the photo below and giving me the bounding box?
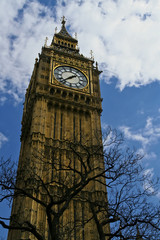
[52,64,89,90]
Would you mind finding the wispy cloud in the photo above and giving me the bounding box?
[143,168,155,194]
[119,115,160,160]
[119,125,149,146]
[143,167,160,198]
[0,97,7,106]
[0,132,8,148]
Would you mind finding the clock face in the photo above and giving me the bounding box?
[54,66,88,89]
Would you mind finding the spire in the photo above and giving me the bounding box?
[51,16,78,50]
[55,16,76,40]
[61,16,66,26]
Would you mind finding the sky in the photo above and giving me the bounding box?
[0,0,160,238]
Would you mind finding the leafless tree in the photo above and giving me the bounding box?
[0,128,160,240]
[88,128,160,239]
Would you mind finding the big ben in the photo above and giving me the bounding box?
[7,17,110,240]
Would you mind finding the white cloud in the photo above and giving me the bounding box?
[0,0,56,100]
[0,97,7,106]
[119,115,160,160]
[143,168,160,198]
[137,148,157,160]
[143,168,155,194]
[56,0,160,89]
[1,0,160,101]
[0,132,8,148]
[119,125,149,146]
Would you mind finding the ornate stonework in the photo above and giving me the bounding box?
[7,17,109,240]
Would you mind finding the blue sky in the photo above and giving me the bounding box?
[0,0,160,238]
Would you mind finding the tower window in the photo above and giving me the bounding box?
[69,93,73,98]
[48,229,51,240]
[74,95,79,101]
[74,155,76,185]
[62,91,67,98]
[68,43,70,47]
[59,153,62,182]
[74,201,77,240]
[53,112,57,139]
[50,88,54,95]
[80,118,82,143]
[86,97,90,104]
[73,116,76,142]
[51,152,54,181]
[60,113,63,140]
[81,95,85,101]
[82,202,85,240]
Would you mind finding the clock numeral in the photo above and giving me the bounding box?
[60,79,66,84]
[65,82,70,86]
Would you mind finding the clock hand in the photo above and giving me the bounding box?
[63,75,76,81]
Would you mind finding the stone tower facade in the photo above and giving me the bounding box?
[8,18,109,240]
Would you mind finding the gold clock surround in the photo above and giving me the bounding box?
[53,64,89,90]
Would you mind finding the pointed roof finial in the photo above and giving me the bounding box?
[61,16,66,26]
[51,17,78,45]
[44,37,48,47]
[90,50,94,60]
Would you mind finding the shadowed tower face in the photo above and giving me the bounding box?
[7,17,110,240]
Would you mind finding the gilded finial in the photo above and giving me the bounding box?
[61,16,66,26]
[55,27,57,33]
[44,37,48,47]
[75,32,77,39]
[90,50,94,60]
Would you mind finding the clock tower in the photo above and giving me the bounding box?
[8,17,110,240]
